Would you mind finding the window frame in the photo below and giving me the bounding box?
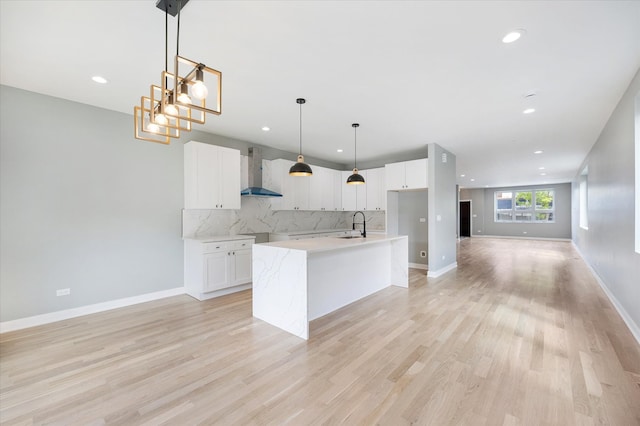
[494,189,556,224]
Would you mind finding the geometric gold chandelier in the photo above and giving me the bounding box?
[134,0,221,144]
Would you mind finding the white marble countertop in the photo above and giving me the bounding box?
[183,235,256,243]
[256,234,407,254]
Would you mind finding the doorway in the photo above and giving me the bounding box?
[459,200,471,238]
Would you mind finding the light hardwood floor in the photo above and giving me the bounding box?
[1,238,639,425]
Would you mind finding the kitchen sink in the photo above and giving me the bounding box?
[335,235,363,239]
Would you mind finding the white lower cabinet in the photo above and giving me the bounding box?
[185,237,255,300]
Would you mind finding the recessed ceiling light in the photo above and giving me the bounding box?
[337,149,343,153]
[460,174,466,177]
[540,172,547,176]
[261,126,270,132]
[523,108,536,114]
[485,185,489,188]
[92,76,108,84]
[470,178,475,182]
[534,150,543,154]
[538,166,545,170]
[502,29,525,44]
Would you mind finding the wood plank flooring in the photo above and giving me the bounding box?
[1,238,639,425]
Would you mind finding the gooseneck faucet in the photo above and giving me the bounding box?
[352,211,367,238]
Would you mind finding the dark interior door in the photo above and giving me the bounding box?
[460,201,471,237]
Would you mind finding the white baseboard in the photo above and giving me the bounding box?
[472,235,571,242]
[0,287,186,334]
[427,262,458,278]
[409,262,428,270]
[572,242,640,346]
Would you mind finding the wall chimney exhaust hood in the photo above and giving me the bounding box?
[241,147,283,197]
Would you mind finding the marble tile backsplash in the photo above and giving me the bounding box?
[182,197,385,238]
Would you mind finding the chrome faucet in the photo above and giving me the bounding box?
[352,211,367,238]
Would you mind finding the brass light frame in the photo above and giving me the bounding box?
[172,55,222,116]
[134,1,222,144]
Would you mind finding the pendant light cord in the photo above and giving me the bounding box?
[354,126,357,169]
[299,102,303,155]
[176,1,181,57]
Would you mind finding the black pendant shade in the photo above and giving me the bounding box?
[289,98,312,176]
[290,155,313,176]
[347,168,365,184]
[347,123,365,185]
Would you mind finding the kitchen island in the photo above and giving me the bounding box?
[252,234,408,339]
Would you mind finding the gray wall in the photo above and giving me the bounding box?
[460,183,572,239]
[427,143,457,273]
[0,85,184,322]
[398,190,428,265]
[571,69,640,336]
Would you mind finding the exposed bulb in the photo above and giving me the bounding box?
[155,113,168,125]
[177,92,192,104]
[191,81,208,100]
[177,81,192,104]
[148,122,160,133]
[165,103,179,116]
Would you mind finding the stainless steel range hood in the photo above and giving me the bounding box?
[240,147,283,197]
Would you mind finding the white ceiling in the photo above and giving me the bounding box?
[2,1,639,188]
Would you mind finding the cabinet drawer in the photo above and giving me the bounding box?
[202,242,228,254]
[228,240,253,250]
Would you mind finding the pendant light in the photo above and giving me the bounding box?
[134,0,222,144]
[347,123,365,184]
[289,98,313,176]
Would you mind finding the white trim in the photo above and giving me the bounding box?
[409,262,428,270]
[0,287,185,334]
[472,235,571,242]
[427,261,458,278]
[572,242,640,346]
[186,283,252,301]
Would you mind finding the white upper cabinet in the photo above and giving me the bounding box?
[385,158,428,191]
[184,141,241,209]
[270,159,311,210]
[341,170,358,211]
[309,166,339,211]
[364,167,386,211]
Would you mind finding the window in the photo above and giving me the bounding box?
[494,189,555,223]
[579,167,588,230]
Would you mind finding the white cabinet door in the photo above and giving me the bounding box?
[231,248,252,286]
[341,170,357,211]
[331,169,343,211]
[385,159,427,191]
[219,147,241,209]
[271,159,310,210]
[308,166,340,211]
[320,168,337,211]
[355,170,367,211]
[184,142,241,209]
[308,166,326,210]
[404,158,428,189]
[385,162,406,191]
[365,167,385,210]
[204,251,228,292]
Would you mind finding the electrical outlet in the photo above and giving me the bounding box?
[420,250,427,258]
[419,217,426,223]
[56,288,70,296]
